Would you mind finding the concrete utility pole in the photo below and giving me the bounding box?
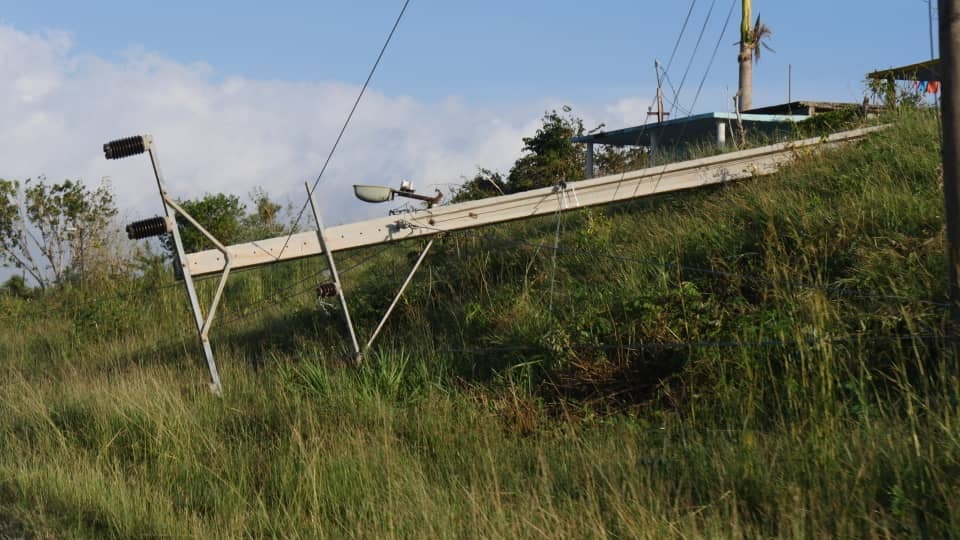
[183,127,885,278]
[939,0,960,328]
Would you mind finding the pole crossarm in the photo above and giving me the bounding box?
[104,134,230,394]
[186,126,886,279]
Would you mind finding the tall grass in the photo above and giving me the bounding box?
[0,108,958,537]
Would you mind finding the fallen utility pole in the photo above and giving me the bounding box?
[109,125,884,393]
[186,126,886,278]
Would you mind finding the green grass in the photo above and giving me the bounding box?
[1,108,958,537]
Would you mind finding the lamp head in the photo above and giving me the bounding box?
[353,184,395,203]
[354,181,444,208]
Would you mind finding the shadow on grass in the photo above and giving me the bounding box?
[540,349,690,413]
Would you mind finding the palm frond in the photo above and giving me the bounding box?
[749,16,774,63]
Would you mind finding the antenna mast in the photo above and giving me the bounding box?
[648,60,669,124]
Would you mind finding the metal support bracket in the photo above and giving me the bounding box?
[107,134,230,394]
[306,183,362,364]
[363,237,435,355]
[147,141,231,395]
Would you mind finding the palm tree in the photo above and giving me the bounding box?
[737,0,774,112]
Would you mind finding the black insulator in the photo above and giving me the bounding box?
[104,135,147,160]
[126,216,169,240]
[316,282,338,298]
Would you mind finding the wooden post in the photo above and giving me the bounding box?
[939,0,960,328]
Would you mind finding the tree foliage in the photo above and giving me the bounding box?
[0,176,118,289]
[507,109,585,192]
[741,15,774,63]
[243,187,287,240]
[866,76,926,110]
[2,274,33,299]
[593,146,649,177]
[451,106,649,202]
[164,193,247,255]
[161,189,291,257]
[451,168,506,203]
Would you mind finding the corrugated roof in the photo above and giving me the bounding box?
[572,112,807,147]
[868,59,941,81]
[745,101,868,115]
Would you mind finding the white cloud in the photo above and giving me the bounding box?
[604,96,659,128]
[0,21,661,254]
[0,24,546,230]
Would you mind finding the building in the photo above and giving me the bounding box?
[572,100,865,178]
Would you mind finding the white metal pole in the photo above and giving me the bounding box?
[147,142,223,395]
[306,183,362,362]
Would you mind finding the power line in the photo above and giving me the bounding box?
[654,0,735,148]
[688,0,737,120]
[605,1,721,163]
[667,0,717,119]
[644,0,735,201]
[275,0,413,262]
[660,72,693,116]
[664,0,699,74]
[600,0,764,268]
[220,282,318,327]
[561,1,699,173]
[219,241,401,326]
[219,269,329,326]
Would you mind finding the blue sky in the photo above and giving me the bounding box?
[0,0,941,236]
[3,1,938,109]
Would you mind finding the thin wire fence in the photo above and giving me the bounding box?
[219,240,404,326]
[443,333,953,357]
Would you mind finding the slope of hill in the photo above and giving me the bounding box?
[0,108,956,537]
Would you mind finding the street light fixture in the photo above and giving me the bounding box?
[353,180,443,207]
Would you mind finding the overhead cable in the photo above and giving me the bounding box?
[276,0,413,262]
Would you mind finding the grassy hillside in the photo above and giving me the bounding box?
[0,108,957,537]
